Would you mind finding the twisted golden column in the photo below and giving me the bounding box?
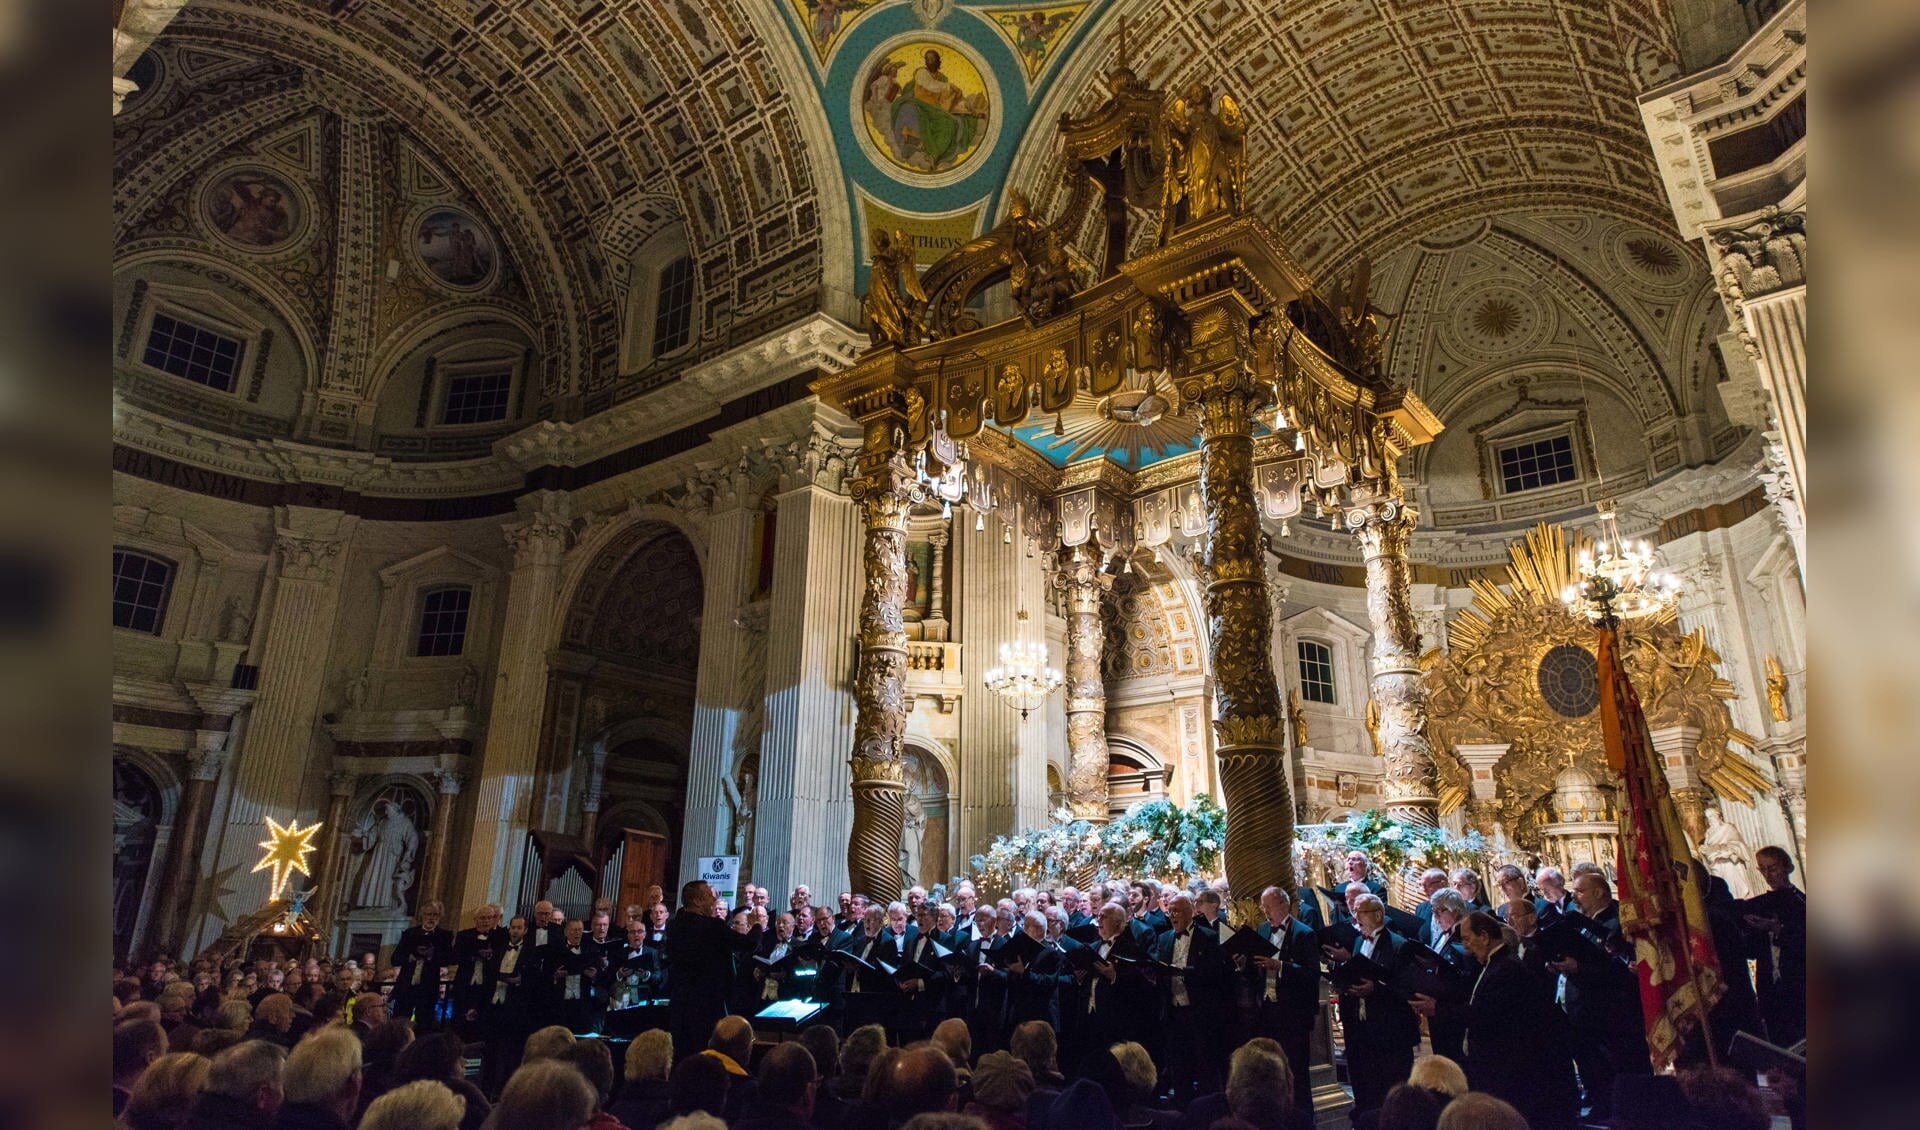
[1055,542,1114,823]
[1180,305,1296,913]
[846,456,915,901]
[1350,502,1440,825]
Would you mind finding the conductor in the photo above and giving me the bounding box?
[666,879,763,1061]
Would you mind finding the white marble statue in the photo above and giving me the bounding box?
[900,790,926,887]
[1699,806,1756,899]
[348,799,419,910]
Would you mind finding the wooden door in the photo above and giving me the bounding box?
[617,829,667,912]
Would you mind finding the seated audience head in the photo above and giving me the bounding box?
[1009,1019,1059,1080]
[885,1045,959,1119]
[1435,1092,1528,1130]
[1108,1041,1158,1107]
[122,1052,209,1130]
[561,1039,616,1110]
[838,1023,889,1091]
[1677,1066,1769,1130]
[1376,1083,1445,1130]
[522,1024,577,1063]
[350,992,388,1029]
[1408,1054,1468,1098]
[205,1040,287,1116]
[755,1042,819,1117]
[669,1052,731,1116]
[217,999,252,1033]
[191,1029,243,1057]
[114,1019,168,1086]
[1049,1077,1117,1127]
[799,1024,839,1082]
[625,1028,673,1084]
[968,1050,1033,1116]
[484,1059,597,1130]
[1225,1042,1295,1128]
[360,1079,465,1130]
[282,1027,362,1117]
[862,1047,900,1105]
[931,1017,972,1069]
[707,1014,754,1067]
[396,1031,466,1084]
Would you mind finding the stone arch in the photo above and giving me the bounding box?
[113,752,176,961]
[1106,735,1171,816]
[901,741,952,889]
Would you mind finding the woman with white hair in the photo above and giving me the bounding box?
[360,1079,466,1130]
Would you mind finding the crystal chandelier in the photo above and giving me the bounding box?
[1561,500,1680,624]
[983,610,1062,719]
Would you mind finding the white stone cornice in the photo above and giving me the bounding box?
[114,398,524,498]
[112,675,200,714]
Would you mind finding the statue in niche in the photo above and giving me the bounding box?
[900,790,926,888]
[1287,688,1309,749]
[455,663,480,707]
[220,596,253,644]
[347,799,419,911]
[1699,806,1757,899]
[1765,655,1791,724]
[344,668,370,713]
[730,768,757,862]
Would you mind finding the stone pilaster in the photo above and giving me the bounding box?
[1178,299,1295,906]
[1649,724,1707,844]
[211,507,354,901]
[681,486,762,884]
[153,721,233,955]
[461,492,570,918]
[419,770,464,910]
[1054,542,1113,822]
[579,738,610,852]
[1349,503,1440,825]
[752,447,862,897]
[312,772,357,939]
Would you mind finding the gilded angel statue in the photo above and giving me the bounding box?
[863,228,928,349]
[1158,83,1247,243]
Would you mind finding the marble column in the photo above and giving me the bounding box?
[312,771,357,940]
[953,501,1048,858]
[1181,303,1295,905]
[681,486,760,884]
[1349,504,1440,825]
[752,450,862,897]
[1055,542,1113,822]
[461,491,570,918]
[153,724,233,955]
[212,507,354,897]
[925,527,949,637]
[846,459,915,902]
[419,769,464,910]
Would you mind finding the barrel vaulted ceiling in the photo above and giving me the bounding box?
[113,0,1747,519]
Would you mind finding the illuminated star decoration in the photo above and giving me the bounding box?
[253,816,321,903]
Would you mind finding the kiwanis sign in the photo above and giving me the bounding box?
[697,855,740,905]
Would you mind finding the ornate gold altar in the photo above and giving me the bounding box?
[814,59,1443,911]
[1423,523,1771,860]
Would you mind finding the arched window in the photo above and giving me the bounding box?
[651,255,695,356]
[414,585,472,656]
[112,549,175,635]
[1297,639,1337,704]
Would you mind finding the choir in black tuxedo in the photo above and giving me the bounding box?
[1064,927,1149,1068]
[1150,917,1222,1106]
[1233,911,1321,1115]
[1460,944,1580,1130]
[1741,882,1806,1047]
[391,914,455,1029]
[1554,901,1647,1117]
[1329,926,1419,1121]
[665,900,763,1061]
[452,923,505,1037]
[545,929,611,1034]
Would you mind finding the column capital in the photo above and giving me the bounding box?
[505,504,572,569]
[274,530,346,582]
[775,423,858,494]
[328,770,359,798]
[430,768,467,796]
[187,733,232,781]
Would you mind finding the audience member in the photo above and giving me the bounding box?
[1223,1042,1300,1130]
[181,1040,286,1130]
[1433,1092,1528,1130]
[1676,1067,1769,1130]
[480,1059,598,1130]
[559,1039,626,1130]
[115,1019,170,1114]
[394,1032,490,1130]
[1009,1020,1065,1087]
[1108,1042,1178,1129]
[735,1042,817,1129]
[1407,1055,1468,1099]
[275,1027,362,1130]
[668,1046,732,1119]
[123,1052,210,1130]
[1373,1083,1444,1130]
[358,1080,465,1130]
[965,1050,1034,1130]
[522,1025,577,1063]
[355,1020,413,1115]
[886,1045,961,1122]
[610,1028,674,1130]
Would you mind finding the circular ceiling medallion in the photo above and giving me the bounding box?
[853,35,999,187]
[1607,228,1693,290]
[1536,643,1600,719]
[410,206,498,292]
[1443,281,1546,358]
[200,164,311,255]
